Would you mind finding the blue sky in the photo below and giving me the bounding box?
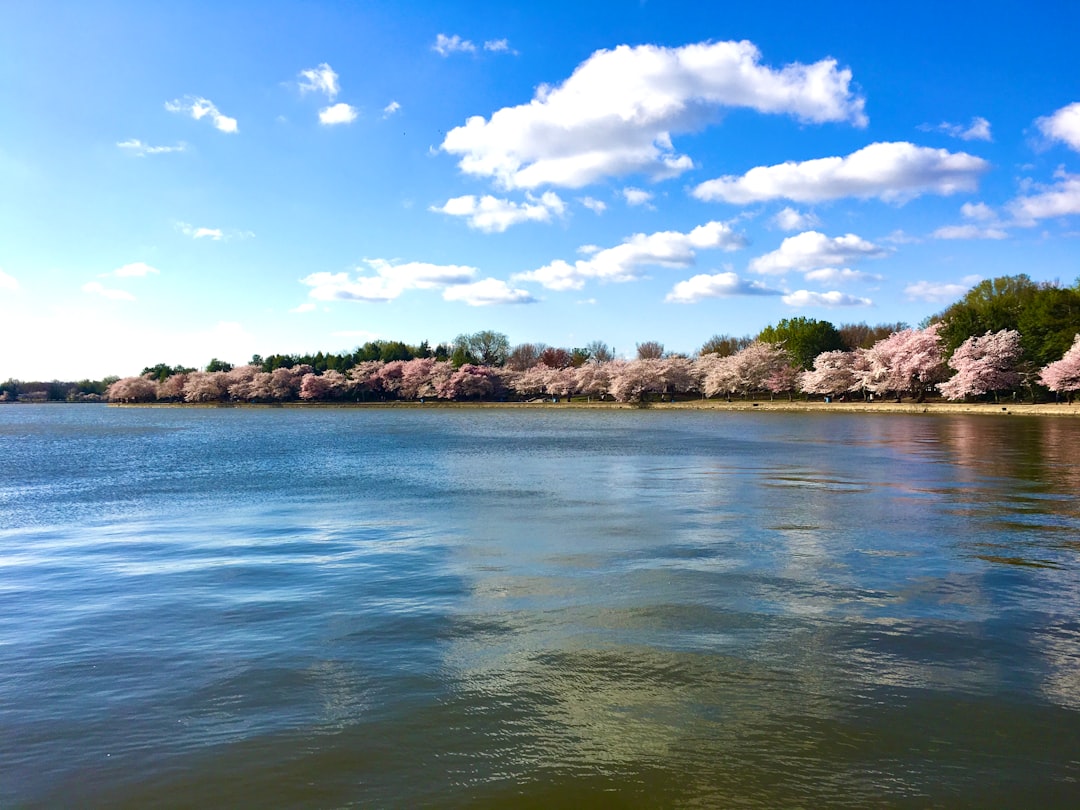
[3,0,1080,380]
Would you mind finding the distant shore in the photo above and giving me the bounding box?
[107,399,1080,416]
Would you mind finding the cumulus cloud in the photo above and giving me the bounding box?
[622,187,654,207]
[749,231,887,275]
[1007,171,1080,225]
[430,191,566,232]
[165,96,238,133]
[931,224,1008,240]
[920,116,992,142]
[300,259,478,303]
[694,142,988,204]
[383,101,401,118]
[116,139,186,156]
[442,278,536,306]
[1036,102,1080,152]
[441,40,866,190]
[665,272,782,303]
[782,290,872,307]
[0,268,19,291]
[82,281,135,301]
[483,39,514,53]
[772,206,820,231]
[904,277,980,302]
[803,267,881,284]
[298,63,340,99]
[433,33,476,55]
[580,196,607,214]
[515,220,748,291]
[319,103,358,125]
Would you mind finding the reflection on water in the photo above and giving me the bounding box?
[1,406,1080,807]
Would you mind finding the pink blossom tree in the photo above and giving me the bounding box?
[608,359,664,403]
[436,364,500,400]
[574,362,612,401]
[182,371,229,402]
[106,375,159,403]
[698,342,790,399]
[1039,333,1080,400]
[799,351,857,398]
[157,372,190,401]
[938,329,1022,401]
[399,358,438,400]
[347,361,384,400]
[863,323,947,401]
[299,369,347,400]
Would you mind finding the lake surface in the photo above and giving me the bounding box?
[2,405,1079,808]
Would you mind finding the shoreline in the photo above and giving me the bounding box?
[105,399,1080,416]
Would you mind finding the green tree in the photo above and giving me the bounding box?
[454,331,510,366]
[205,358,234,373]
[756,317,844,369]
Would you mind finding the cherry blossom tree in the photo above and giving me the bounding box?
[938,329,1022,401]
[863,323,947,401]
[609,359,665,403]
[182,371,229,402]
[698,341,791,399]
[512,364,557,399]
[436,364,500,400]
[106,375,158,402]
[399,358,438,400]
[347,361,384,400]
[545,366,578,400]
[299,369,347,400]
[574,362,612,401]
[157,371,190,401]
[799,351,857,397]
[1039,333,1080,400]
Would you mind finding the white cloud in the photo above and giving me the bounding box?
[441,40,866,190]
[883,229,922,245]
[931,224,1008,240]
[433,34,476,56]
[0,268,19,291]
[961,201,995,221]
[116,139,186,156]
[301,259,478,302]
[749,231,887,275]
[516,220,748,291]
[110,262,160,277]
[383,101,401,118]
[803,267,881,284]
[430,191,566,232]
[82,281,135,301]
[291,302,317,313]
[165,96,238,134]
[1036,102,1080,152]
[772,206,820,231]
[694,142,988,204]
[319,103,358,125]
[920,116,992,142]
[483,39,513,53]
[666,272,782,303]
[177,222,224,240]
[622,187,654,207]
[442,278,536,306]
[782,290,872,307]
[298,63,340,99]
[580,196,607,214]
[1007,172,1080,225]
[904,279,978,302]
[176,223,252,241]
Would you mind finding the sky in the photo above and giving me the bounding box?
[2,0,1080,380]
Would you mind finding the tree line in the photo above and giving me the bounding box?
[4,274,1079,404]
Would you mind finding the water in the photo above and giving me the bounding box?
[2,405,1079,807]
